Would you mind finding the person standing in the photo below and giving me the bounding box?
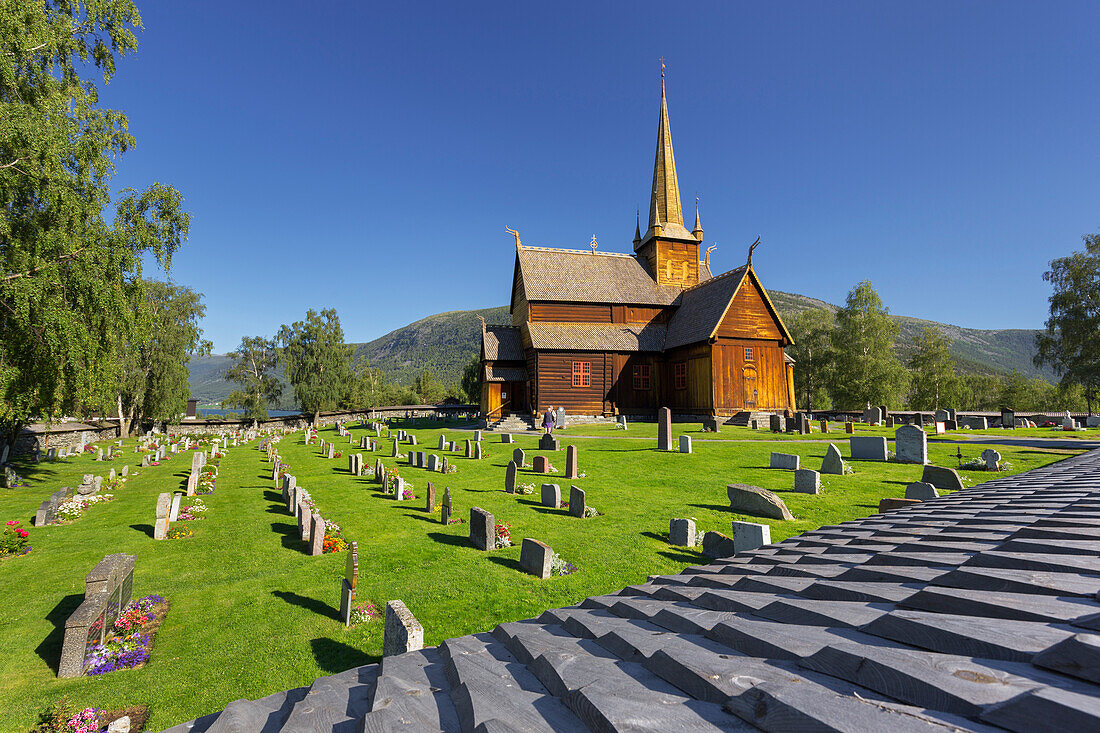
[543,405,555,434]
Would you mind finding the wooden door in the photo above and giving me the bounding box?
[485,383,502,419]
[743,365,758,408]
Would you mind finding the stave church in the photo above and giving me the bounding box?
[480,79,796,424]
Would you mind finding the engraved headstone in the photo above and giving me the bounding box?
[425,482,435,512]
[520,538,553,579]
[505,461,517,493]
[564,445,578,478]
[153,493,171,540]
[849,436,888,461]
[670,517,696,547]
[569,485,585,518]
[894,425,928,464]
[679,434,692,454]
[533,455,549,473]
[469,507,495,550]
[658,407,673,449]
[512,448,525,466]
[770,452,800,470]
[538,434,559,451]
[982,448,1001,470]
[310,513,325,556]
[793,469,821,494]
[540,483,560,509]
[441,487,452,525]
[731,520,771,554]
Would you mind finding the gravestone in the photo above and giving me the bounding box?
[769,414,782,433]
[140,454,150,468]
[934,422,946,435]
[618,415,628,429]
[731,521,771,554]
[169,493,182,522]
[895,425,928,464]
[905,482,939,500]
[821,444,846,475]
[540,483,560,509]
[943,419,958,431]
[934,409,950,423]
[502,433,514,444]
[769,452,799,470]
[844,422,855,434]
[555,407,566,429]
[427,454,440,472]
[383,600,424,658]
[1001,408,1015,429]
[982,448,1001,470]
[702,531,737,559]
[1,465,14,489]
[474,430,482,442]
[819,419,830,433]
[793,469,821,494]
[326,443,335,459]
[569,485,585,518]
[425,483,435,512]
[393,477,405,500]
[108,468,116,482]
[121,465,129,478]
[465,440,473,458]
[408,435,417,446]
[59,594,107,678]
[298,502,311,540]
[703,417,720,433]
[1088,415,1100,428]
[727,483,794,520]
[505,461,517,493]
[564,445,578,478]
[670,518,696,547]
[921,464,965,492]
[679,435,692,454]
[473,443,482,460]
[96,448,103,461]
[799,413,811,434]
[885,416,895,428]
[538,434,559,451]
[658,407,673,450]
[47,447,57,461]
[533,455,550,473]
[441,457,449,474]
[513,448,525,466]
[849,436,888,461]
[154,493,171,540]
[310,513,325,556]
[391,440,399,458]
[438,435,446,450]
[879,497,921,512]
[441,488,452,525]
[520,538,553,579]
[469,507,495,550]
[1,443,10,464]
[863,406,883,425]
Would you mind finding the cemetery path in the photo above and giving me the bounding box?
[162,445,1100,732]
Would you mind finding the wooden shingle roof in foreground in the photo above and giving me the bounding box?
[161,450,1100,732]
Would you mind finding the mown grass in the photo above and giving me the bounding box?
[0,423,1081,731]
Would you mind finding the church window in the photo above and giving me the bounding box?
[633,364,651,390]
[744,347,754,362]
[664,261,672,280]
[674,362,687,390]
[571,361,591,388]
[681,262,688,280]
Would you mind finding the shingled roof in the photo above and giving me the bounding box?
[527,322,667,352]
[516,247,688,306]
[481,325,524,361]
[664,265,747,350]
[161,449,1100,732]
[484,365,528,382]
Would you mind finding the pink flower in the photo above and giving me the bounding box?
[17,530,28,538]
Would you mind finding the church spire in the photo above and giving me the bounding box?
[641,69,692,246]
[633,209,642,247]
[692,196,703,241]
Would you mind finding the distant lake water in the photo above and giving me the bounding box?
[198,408,300,418]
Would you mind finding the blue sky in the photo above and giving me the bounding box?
[103,1,1100,353]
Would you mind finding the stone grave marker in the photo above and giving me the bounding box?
[438,435,446,450]
[732,521,771,554]
[169,493,182,522]
[703,416,720,432]
[393,477,405,500]
[702,531,736,559]
[469,507,495,550]
[154,493,171,540]
[885,416,895,428]
[408,435,417,446]
[391,440,399,458]
[340,542,358,627]
[473,443,482,460]
[944,419,958,431]
[140,454,150,468]
[464,440,472,458]
[533,456,550,473]
[520,538,553,579]
[541,483,560,509]
[982,448,1001,470]
[425,483,435,512]
[298,502,311,540]
[934,421,946,435]
[769,414,782,433]
[59,594,107,678]
[538,434,559,451]
[427,454,440,472]
[96,448,103,461]
[863,406,882,425]
[770,452,800,470]
[502,434,514,444]
[849,436,888,461]
[310,513,325,556]
[441,488,452,525]
[121,465,128,478]
[441,457,449,474]
[905,482,939,500]
[326,443,335,459]
[108,468,116,482]
[474,430,482,442]
[895,425,928,464]
[844,421,855,434]
[922,465,964,492]
[618,415,628,429]
[679,435,692,454]
[727,483,794,520]
[569,485,585,518]
[794,469,821,494]
[555,407,566,429]
[879,497,921,512]
[564,445,578,478]
[1001,408,1015,428]
[658,407,673,449]
[505,461,517,493]
[670,518,696,547]
[821,444,846,475]
[383,600,424,657]
[513,448,525,466]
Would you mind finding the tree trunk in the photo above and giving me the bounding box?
[117,394,131,439]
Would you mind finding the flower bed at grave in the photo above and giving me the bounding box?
[349,602,380,625]
[550,552,577,576]
[167,526,193,540]
[494,523,512,549]
[515,482,535,496]
[85,595,168,675]
[3,469,30,487]
[55,494,114,523]
[401,487,415,501]
[1,520,31,559]
[196,464,218,495]
[322,519,347,553]
[178,498,207,521]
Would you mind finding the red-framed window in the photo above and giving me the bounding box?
[673,362,687,390]
[571,361,591,388]
[633,364,651,390]
[744,347,754,362]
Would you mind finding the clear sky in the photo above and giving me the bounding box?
[102,1,1100,353]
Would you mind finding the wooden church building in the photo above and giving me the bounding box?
[480,80,796,423]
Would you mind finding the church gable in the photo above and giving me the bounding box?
[714,269,791,344]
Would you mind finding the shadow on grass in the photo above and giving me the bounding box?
[263,490,282,503]
[486,555,523,572]
[427,532,469,548]
[687,503,730,513]
[658,549,703,564]
[310,637,377,675]
[271,521,304,551]
[640,531,668,543]
[273,590,340,621]
[403,513,440,524]
[529,505,569,516]
[130,523,154,538]
[35,593,84,673]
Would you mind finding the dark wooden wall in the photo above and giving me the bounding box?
[529,303,612,322]
[533,351,610,415]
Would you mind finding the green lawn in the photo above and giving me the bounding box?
[0,423,1080,731]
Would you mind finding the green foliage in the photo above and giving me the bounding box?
[787,308,834,410]
[278,309,353,420]
[828,281,909,408]
[907,327,965,410]
[461,354,481,404]
[115,281,211,434]
[1035,232,1100,413]
[222,336,281,423]
[0,0,190,442]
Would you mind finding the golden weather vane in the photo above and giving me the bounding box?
[590,234,599,253]
[505,227,521,249]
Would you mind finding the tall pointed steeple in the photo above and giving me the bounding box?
[633,210,642,247]
[641,73,693,245]
[692,197,703,241]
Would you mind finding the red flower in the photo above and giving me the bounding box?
[17,530,28,538]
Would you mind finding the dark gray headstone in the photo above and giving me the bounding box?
[382,600,424,657]
[538,434,559,451]
[520,538,553,579]
[727,483,794,520]
[513,448,525,466]
[569,485,585,518]
[658,407,673,450]
[541,483,560,509]
[469,507,495,550]
[922,465,965,492]
[505,461,517,493]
